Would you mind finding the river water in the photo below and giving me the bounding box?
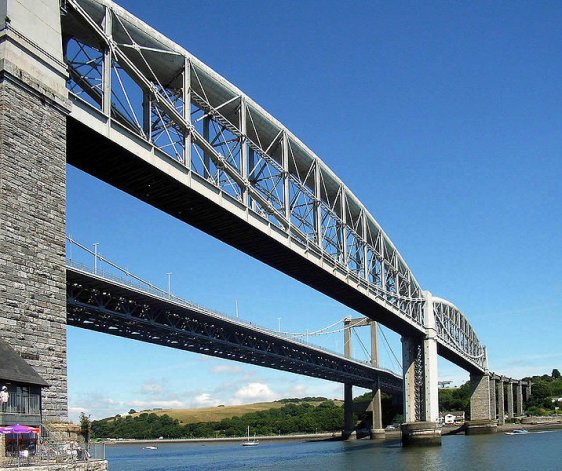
[105,429,561,471]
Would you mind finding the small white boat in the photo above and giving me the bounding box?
[505,429,529,435]
[242,426,259,446]
[143,445,158,450]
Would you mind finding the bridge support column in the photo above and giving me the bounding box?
[515,381,524,417]
[342,319,355,439]
[466,373,497,434]
[369,321,384,439]
[507,381,514,420]
[343,383,355,440]
[0,1,70,421]
[400,292,441,446]
[489,375,497,422]
[497,377,505,426]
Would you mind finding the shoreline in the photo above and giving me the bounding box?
[101,432,340,445]
[99,421,562,446]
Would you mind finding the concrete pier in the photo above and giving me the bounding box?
[342,383,355,440]
[466,374,497,435]
[369,322,385,439]
[401,422,441,446]
[515,381,524,416]
[400,293,441,446]
[507,382,514,420]
[489,375,497,421]
[342,319,355,439]
[497,377,505,426]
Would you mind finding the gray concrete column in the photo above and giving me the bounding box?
[515,381,524,416]
[0,0,70,422]
[497,378,505,425]
[466,374,497,434]
[400,292,441,446]
[422,294,439,423]
[489,376,497,421]
[470,374,492,420]
[343,383,354,439]
[401,335,421,423]
[370,322,384,439]
[507,381,514,419]
[342,319,354,439]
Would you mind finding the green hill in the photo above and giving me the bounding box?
[127,398,343,425]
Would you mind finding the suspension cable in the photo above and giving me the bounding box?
[378,324,402,370]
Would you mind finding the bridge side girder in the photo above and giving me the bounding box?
[61,0,426,332]
[66,268,403,393]
[61,0,487,375]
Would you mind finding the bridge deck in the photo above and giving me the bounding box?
[66,265,403,394]
[67,115,421,339]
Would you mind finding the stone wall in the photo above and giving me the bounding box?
[0,74,68,421]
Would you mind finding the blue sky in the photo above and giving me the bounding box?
[66,1,562,421]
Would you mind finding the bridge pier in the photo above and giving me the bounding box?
[342,317,385,439]
[507,381,514,420]
[466,373,497,434]
[489,374,497,422]
[342,383,355,440]
[400,292,441,446]
[369,322,384,439]
[515,380,524,417]
[497,377,505,425]
[342,319,355,439]
[0,0,69,422]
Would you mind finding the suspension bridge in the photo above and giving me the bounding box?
[0,0,530,448]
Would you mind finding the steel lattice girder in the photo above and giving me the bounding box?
[66,268,403,393]
[433,298,486,371]
[60,0,424,328]
[60,0,487,374]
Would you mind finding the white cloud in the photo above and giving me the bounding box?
[289,384,307,396]
[232,382,277,403]
[69,406,89,417]
[193,393,221,407]
[141,383,163,394]
[210,365,242,374]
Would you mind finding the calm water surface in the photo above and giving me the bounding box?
[105,430,562,471]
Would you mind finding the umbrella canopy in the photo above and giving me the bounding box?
[0,424,40,434]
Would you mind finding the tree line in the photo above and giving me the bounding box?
[92,400,346,440]
[90,369,562,439]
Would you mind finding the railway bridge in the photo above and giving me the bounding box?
[0,0,529,445]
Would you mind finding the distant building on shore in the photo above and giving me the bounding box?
[439,411,465,425]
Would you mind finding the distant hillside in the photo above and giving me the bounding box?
[129,398,343,425]
[92,398,348,439]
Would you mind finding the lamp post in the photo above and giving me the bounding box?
[92,242,99,274]
[277,317,281,332]
[166,272,172,296]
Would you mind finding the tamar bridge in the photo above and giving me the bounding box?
[0,0,530,446]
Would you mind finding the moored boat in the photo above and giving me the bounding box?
[242,426,259,446]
